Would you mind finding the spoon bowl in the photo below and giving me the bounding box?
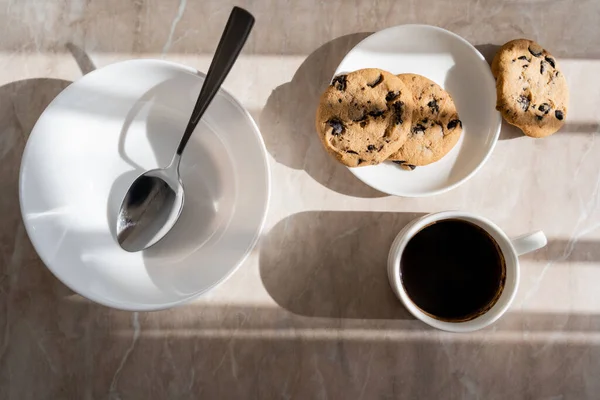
[117,161,185,252]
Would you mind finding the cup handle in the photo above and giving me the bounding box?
[510,231,547,256]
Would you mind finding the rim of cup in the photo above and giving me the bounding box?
[387,211,521,333]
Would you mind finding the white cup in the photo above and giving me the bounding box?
[387,211,547,332]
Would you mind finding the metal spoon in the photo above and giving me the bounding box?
[116,7,255,252]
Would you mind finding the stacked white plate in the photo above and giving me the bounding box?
[19,59,270,310]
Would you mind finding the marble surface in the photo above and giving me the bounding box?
[2,0,600,398]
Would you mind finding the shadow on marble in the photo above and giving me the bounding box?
[498,120,523,141]
[258,210,600,321]
[475,43,500,66]
[500,121,599,140]
[4,300,600,399]
[66,42,97,75]
[259,32,388,198]
[155,307,600,332]
[0,78,78,299]
[564,122,600,133]
[523,238,600,263]
[259,211,424,320]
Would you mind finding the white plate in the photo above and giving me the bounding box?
[19,59,270,311]
[335,25,501,197]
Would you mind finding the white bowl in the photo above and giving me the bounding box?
[19,59,270,311]
[335,24,502,197]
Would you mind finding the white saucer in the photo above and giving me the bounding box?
[335,25,501,197]
[19,59,270,310]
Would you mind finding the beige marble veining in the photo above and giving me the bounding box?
[1,0,600,398]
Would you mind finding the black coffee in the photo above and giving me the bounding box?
[400,219,506,322]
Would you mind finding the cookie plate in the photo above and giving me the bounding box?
[19,59,270,310]
[336,24,501,197]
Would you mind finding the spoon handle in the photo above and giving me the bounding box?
[175,7,255,156]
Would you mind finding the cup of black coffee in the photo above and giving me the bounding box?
[387,211,547,332]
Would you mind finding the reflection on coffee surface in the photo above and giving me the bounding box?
[400,219,506,322]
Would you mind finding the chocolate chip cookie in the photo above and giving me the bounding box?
[315,68,413,167]
[388,74,462,166]
[491,39,568,138]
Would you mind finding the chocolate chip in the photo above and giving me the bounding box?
[392,161,416,170]
[391,101,404,125]
[327,118,345,135]
[422,118,429,124]
[427,99,439,114]
[353,112,367,122]
[386,91,400,102]
[528,43,543,57]
[357,159,364,165]
[447,119,462,130]
[367,74,383,88]
[331,75,347,91]
[555,110,564,120]
[338,98,342,103]
[516,95,530,111]
[412,124,426,135]
[540,61,546,74]
[538,103,551,113]
[518,55,531,62]
[555,71,560,77]
[523,64,529,68]
[361,87,365,91]
[367,145,376,152]
[545,56,556,68]
[368,109,385,118]
[536,115,544,121]
[360,121,368,128]
[347,150,358,155]
[367,100,371,104]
